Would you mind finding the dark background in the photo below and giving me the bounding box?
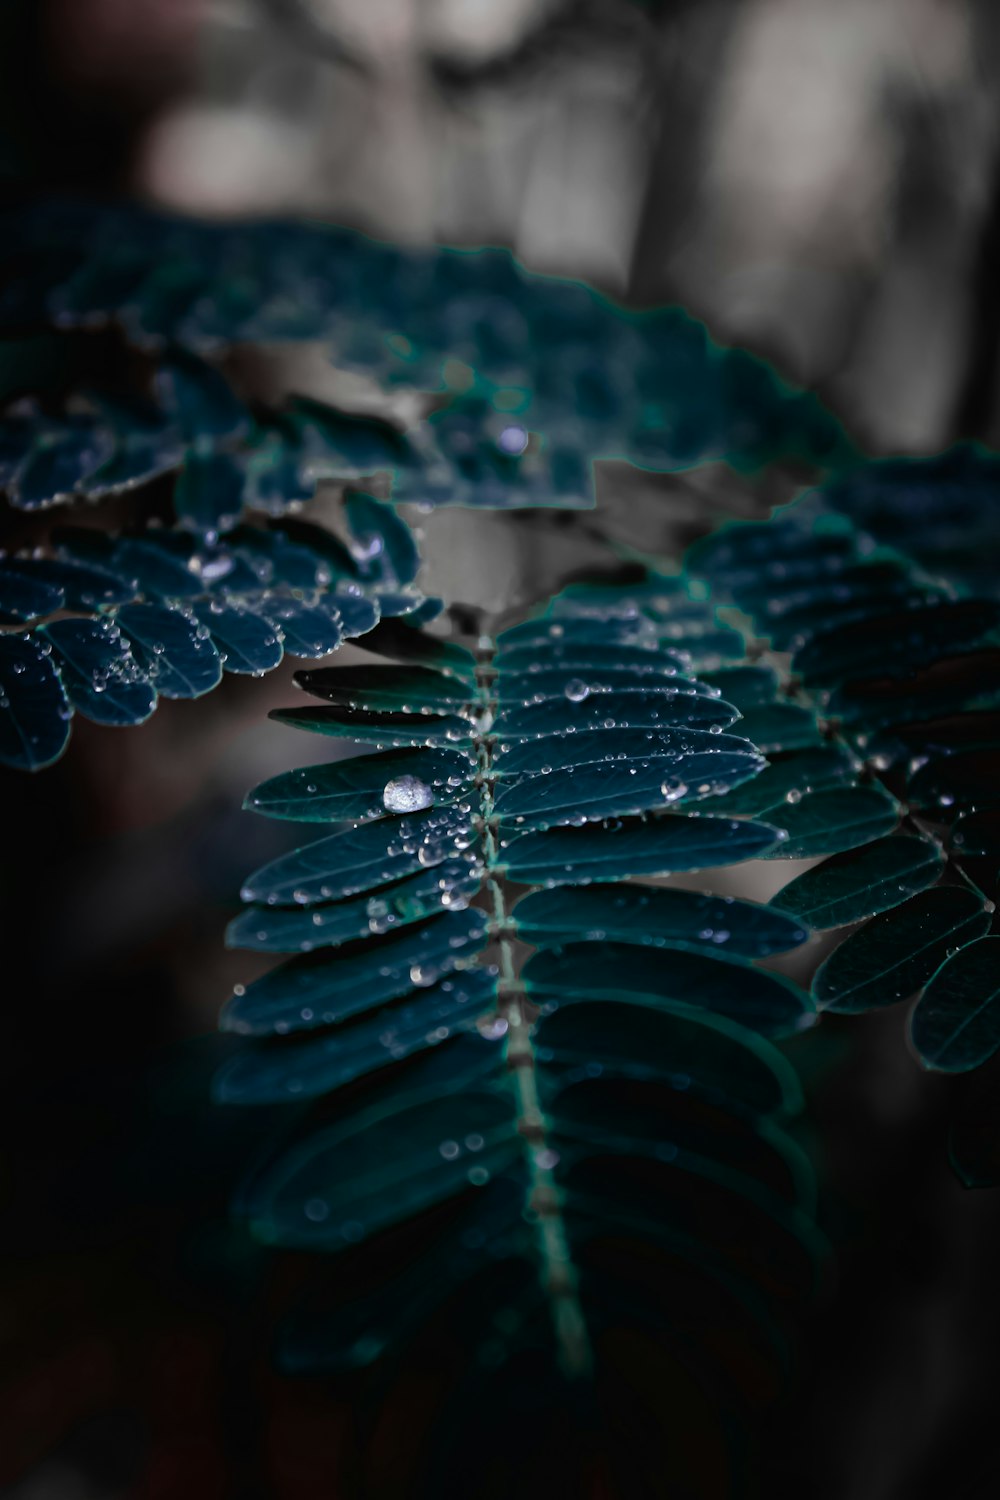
[2,3,1000,1496]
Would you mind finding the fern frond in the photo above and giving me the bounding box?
[221,579,827,1484]
[685,485,999,1184]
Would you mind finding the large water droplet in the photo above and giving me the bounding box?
[660,777,687,804]
[498,424,528,455]
[564,679,590,702]
[383,775,434,813]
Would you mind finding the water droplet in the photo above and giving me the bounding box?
[498,424,528,455]
[660,777,687,804]
[383,775,434,813]
[786,787,803,804]
[478,1016,509,1040]
[564,678,590,702]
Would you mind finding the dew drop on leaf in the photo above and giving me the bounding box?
[383,775,434,813]
[660,777,688,803]
[564,678,590,702]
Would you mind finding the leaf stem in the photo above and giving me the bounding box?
[474,652,593,1379]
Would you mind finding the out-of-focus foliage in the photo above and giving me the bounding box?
[0,200,850,516]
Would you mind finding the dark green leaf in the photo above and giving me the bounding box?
[8,416,112,509]
[772,834,945,929]
[496,724,761,779]
[0,562,65,624]
[245,746,475,822]
[228,524,332,591]
[190,600,284,675]
[494,749,763,828]
[673,626,746,665]
[497,641,686,677]
[696,665,780,711]
[270,703,475,749]
[214,968,497,1103]
[106,537,202,599]
[909,937,1000,1071]
[239,806,476,906]
[1,554,135,611]
[705,746,858,817]
[514,884,809,957]
[496,688,739,739]
[0,631,72,769]
[533,998,802,1117]
[227,858,481,952]
[813,886,993,1013]
[116,602,223,698]
[502,814,784,884]
[495,665,709,705]
[259,597,343,658]
[763,785,900,859]
[735,703,824,754]
[524,941,814,1037]
[42,617,156,726]
[294,663,473,712]
[244,1088,519,1249]
[331,591,380,639]
[221,908,488,1036]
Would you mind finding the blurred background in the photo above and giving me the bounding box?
[2,2,1000,1497]
[10,0,1000,451]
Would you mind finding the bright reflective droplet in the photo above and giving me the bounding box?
[660,777,687,804]
[383,775,434,813]
[497,424,529,455]
[478,1016,509,1040]
[564,679,590,702]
